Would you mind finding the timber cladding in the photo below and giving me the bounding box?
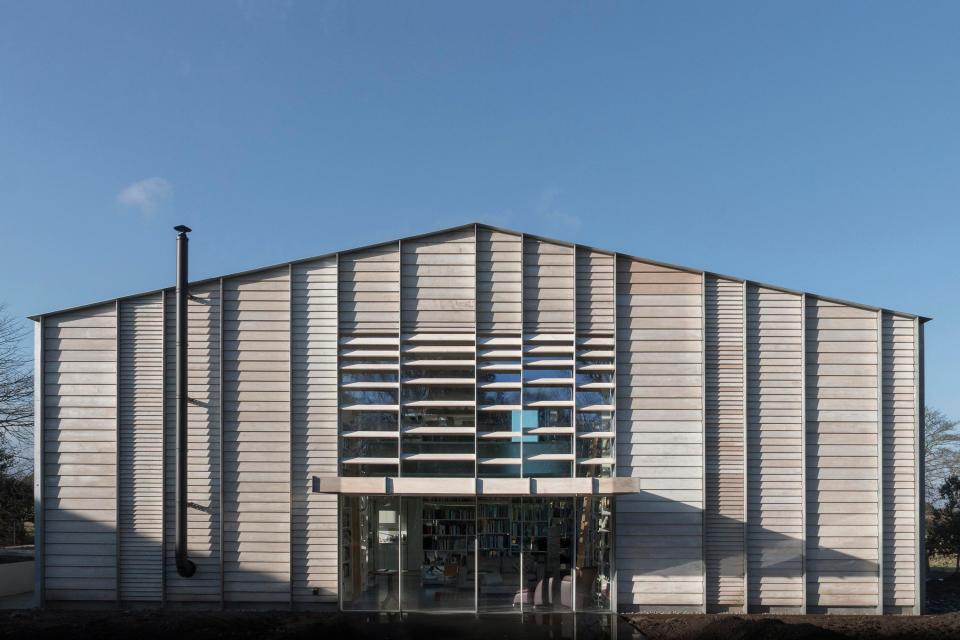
[34,223,923,613]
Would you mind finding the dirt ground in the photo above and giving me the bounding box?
[4,577,960,640]
[0,610,621,640]
[3,609,960,640]
[625,612,960,640]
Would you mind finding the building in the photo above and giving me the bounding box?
[31,223,926,614]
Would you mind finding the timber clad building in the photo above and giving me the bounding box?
[32,223,926,614]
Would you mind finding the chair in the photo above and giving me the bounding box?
[560,568,598,609]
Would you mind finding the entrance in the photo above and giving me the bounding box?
[339,495,613,612]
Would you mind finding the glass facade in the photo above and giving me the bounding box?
[338,331,615,480]
[335,236,619,613]
[339,495,615,612]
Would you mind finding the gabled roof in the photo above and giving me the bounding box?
[29,222,931,322]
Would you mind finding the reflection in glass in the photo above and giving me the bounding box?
[478,498,522,611]
[576,390,613,407]
[402,408,474,430]
[401,497,476,611]
[402,386,474,403]
[524,368,572,382]
[340,389,399,405]
[574,496,613,610]
[524,386,573,403]
[575,437,613,461]
[341,438,398,460]
[523,408,572,429]
[478,390,521,406]
[404,367,475,380]
[575,370,613,386]
[341,410,399,432]
[521,497,574,610]
[341,496,400,611]
[477,371,521,384]
[340,497,615,612]
[575,412,613,433]
[342,371,398,384]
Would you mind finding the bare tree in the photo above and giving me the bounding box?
[926,407,960,505]
[0,305,33,472]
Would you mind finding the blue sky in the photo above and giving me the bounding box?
[1,1,957,417]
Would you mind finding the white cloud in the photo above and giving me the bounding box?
[117,177,173,215]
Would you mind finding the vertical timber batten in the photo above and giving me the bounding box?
[741,280,748,613]
[115,299,121,605]
[700,274,707,613]
[218,278,225,609]
[916,319,925,614]
[288,263,294,609]
[160,291,167,606]
[610,250,619,610]
[33,317,44,607]
[335,252,342,613]
[876,310,884,614]
[473,226,479,613]
[800,293,807,615]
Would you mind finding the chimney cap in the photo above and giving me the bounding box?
[174,225,192,234]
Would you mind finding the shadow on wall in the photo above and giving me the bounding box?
[39,489,881,611]
[42,497,336,608]
[619,490,884,612]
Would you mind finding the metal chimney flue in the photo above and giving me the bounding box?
[174,224,196,578]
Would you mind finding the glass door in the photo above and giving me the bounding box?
[339,495,612,613]
[401,496,476,611]
[477,497,522,611]
[340,496,400,611]
[521,497,575,611]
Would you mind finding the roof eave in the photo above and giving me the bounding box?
[28,220,931,323]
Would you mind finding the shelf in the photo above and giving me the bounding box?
[576,336,615,347]
[479,457,522,466]
[340,362,400,372]
[477,381,522,390]
[403,400,476,408]
[403,377,475,386]
[403,345,475,356]
[477,336,522,347]
[402,426,475,436]
[341,456,399,466]
[340,335,399,346]
[340,381,399,390]
[478,404,522,412]
[340,404,400,412]
[524,378,574,386]
[524,345,575,356]
[402,333,476,343]
[401,452,476,462]
[525,333,575,343]
[476,362,522,372]
[524,427,573,435]
[523,400,574,408]
[578,457,616,465]
[402,358,476,368]
[341,430,400,439]
[477,349,522,359]
[524,358,575,368]
[577,404,615,412]
[524,453,574,462]
[340,349,398,359]
[577,349,615,359]
[576,364,615,372]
